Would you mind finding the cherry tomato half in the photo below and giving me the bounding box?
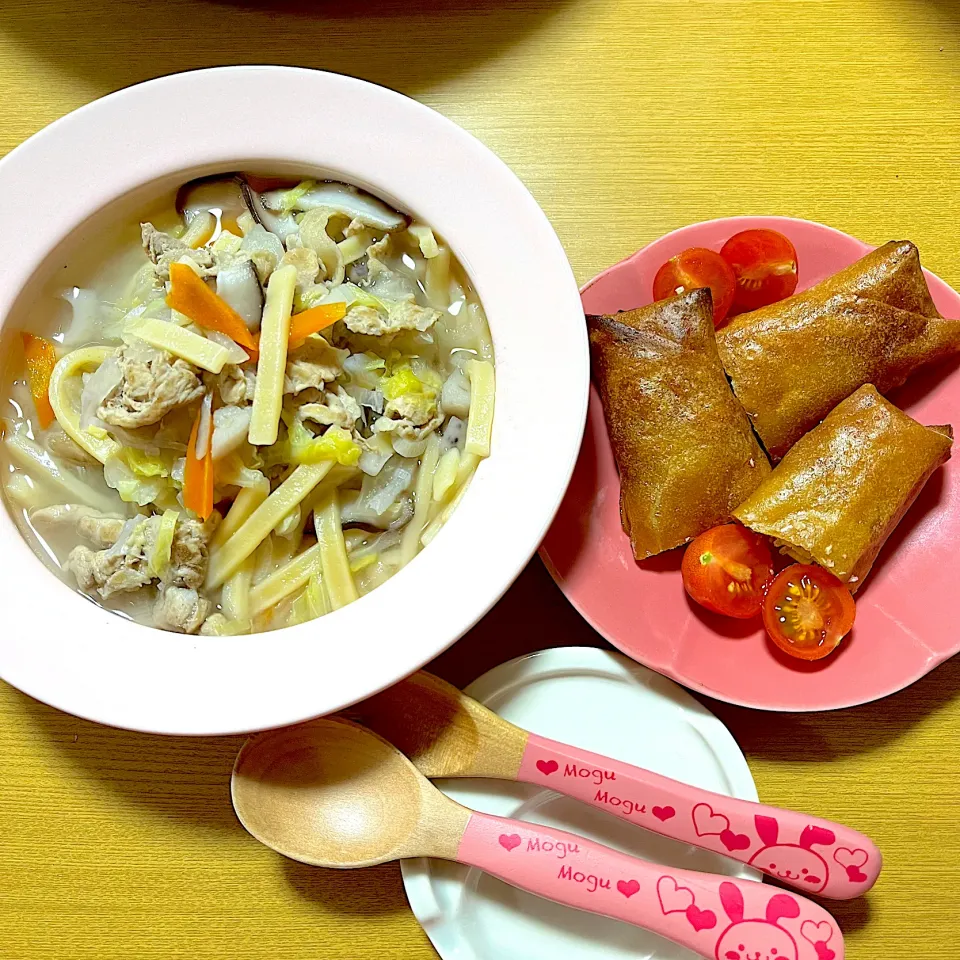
[681,524,774,619]
[652,248,737,326]
[720,229,799,313]
[762,564,856,661]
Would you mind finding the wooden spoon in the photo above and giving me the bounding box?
[346,671,880,900]
[232,717,843,960]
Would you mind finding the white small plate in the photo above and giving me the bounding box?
[401,647,760,960]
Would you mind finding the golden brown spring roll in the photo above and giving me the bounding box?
[734,384,952,592]
[717,241,960,459]
[588,289,770,560]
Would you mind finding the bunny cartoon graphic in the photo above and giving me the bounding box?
[748,816,835,893]
[715,882,802,960]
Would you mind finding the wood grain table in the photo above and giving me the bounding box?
[1,0,959,956]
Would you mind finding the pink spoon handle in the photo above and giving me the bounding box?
[458,812,843,960]
[517,735,880,900]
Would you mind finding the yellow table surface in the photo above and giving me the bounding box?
[1,0,959,956]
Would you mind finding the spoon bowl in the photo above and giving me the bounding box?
[232,719,457,867]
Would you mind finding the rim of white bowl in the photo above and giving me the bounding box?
[0,66,588,735]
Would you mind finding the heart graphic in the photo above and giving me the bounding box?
[801,921,834,946]
[692,802,730,838]
[720,828,751,852]
[536,759,559,776]
[814,943,836,960]
[685,904,717,932]
[834,847,868,869]
[657,876,695,915]
[498,834,521,852]
[845,865,867,883]
[617,879,640,899]
[652,805,676,822]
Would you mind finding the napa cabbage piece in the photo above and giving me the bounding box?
[342,351,386,389]
[289,419,361,467]
[274,179,317,214]
[60,288,125,348]
[79,355,123,433]
[103,449,177,507]
[217,454,268,490]
[381,364,441,425]
[357,431,394,477]
[149,509,180,578]
[299,281,388,314]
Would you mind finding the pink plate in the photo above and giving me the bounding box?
[541,216,960,711]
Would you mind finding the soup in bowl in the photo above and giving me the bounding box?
[0,67,587,734]
[2,172,494,636]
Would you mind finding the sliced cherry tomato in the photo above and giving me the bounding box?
[720,229,799,313]
[681,524,774,619]
[652,248,737,326]
[762,564,856,661]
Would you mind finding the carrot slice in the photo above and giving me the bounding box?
[21,333,58,429]
[167,262,259,359]
[288,302,347,347]
[184,396,215,521]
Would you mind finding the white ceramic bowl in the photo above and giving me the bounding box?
[0,67,588,735]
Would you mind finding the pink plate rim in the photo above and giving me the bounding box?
[541,215,960,712]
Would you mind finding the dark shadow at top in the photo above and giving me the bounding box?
[0,0,571,95]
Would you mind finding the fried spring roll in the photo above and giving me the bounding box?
[588,289,770,560]
[734,385,952,592]
[718,241,960,459]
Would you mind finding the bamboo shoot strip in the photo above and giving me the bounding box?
[401,431,441,565]
[3,428,122,514]
[132,316,232,374]
[314,490,358,610]
[221,555,254,621]
[425,245,451,308]
[421,472,475,548]
[249,264,297,446]
[306,572,330,618]
[465,359,495,457]
[210,480,270,553]
[206,461,332,589]
[249,542,322,618]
